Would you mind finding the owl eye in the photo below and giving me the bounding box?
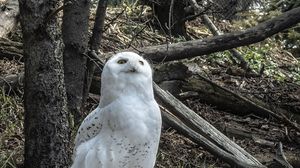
[117,59,127,64]
[139,60,144,65]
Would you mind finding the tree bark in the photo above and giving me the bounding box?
[19,0,70,167]
[0,0,19,38]
[98,7,300,62]
[62,0,90,125]
[82,0,108,108]
[140,0,187,37]
[152,0,187,37]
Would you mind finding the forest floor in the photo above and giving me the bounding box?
[1,3,300,168]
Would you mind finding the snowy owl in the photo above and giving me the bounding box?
[71,52,162,168]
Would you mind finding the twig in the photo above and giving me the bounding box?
[168,0,175,40]
[103,8,125,32]
[127,20,150,48]
[274,142,293,168]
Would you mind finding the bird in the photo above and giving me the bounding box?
[71,52,162,168]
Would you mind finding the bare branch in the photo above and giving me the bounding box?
[97,7,300,63]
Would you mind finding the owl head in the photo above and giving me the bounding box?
[99,52,154,107]
[103,52,152,80]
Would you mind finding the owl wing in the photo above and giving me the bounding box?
[74,107,103,149]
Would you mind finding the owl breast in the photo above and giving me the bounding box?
[104,95,161,138]
[93,95,161,168]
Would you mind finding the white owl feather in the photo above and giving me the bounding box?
[71,52,162,168]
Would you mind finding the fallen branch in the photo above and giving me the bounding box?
[216,123,277,147]
[97,7,300,62]
[185,75,300,132]
[153,83,264,166]
[161,106,266,168]
[5,7,300,65]
[0,38,23,60]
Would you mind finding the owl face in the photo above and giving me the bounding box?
[103,52,152,80]
[100,52,154,107]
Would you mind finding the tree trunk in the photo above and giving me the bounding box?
[19,0,70,167]
[62,0,90,125]
[82,0,108,109]
[152,0,187,37]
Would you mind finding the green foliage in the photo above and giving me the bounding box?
[225,3,300,83]
[208,40,300,83]
[263,0,300,52]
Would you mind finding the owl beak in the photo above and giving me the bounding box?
[128,68,137,73]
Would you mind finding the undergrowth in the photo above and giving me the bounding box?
[0,89,24,168]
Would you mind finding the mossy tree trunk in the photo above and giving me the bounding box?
[19,0,70,167]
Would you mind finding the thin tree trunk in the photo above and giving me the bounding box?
[153,0,187,37]
[19,0,70,167]
[62,0,90,125]
[82,0,108,107]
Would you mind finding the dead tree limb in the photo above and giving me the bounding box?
[185,75,300,132]
[153,83,264,166]
[6,7,300,66]
[98,7,300,62]
[0,0,19,38]
[0,38,23,60]
[161,106,266,168]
